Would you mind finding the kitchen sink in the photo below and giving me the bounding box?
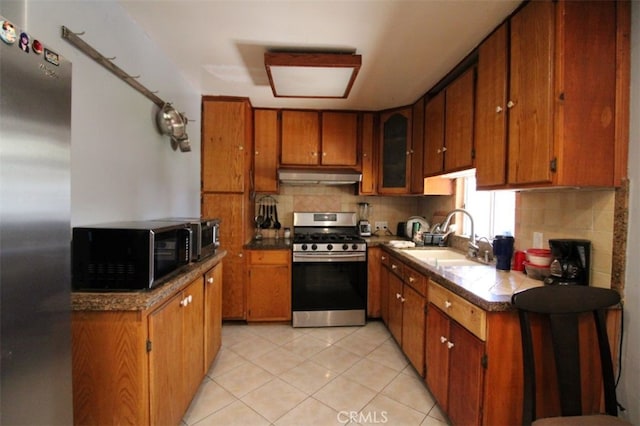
[399,248,484,267]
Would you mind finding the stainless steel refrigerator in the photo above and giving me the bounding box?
[1,15,73,424]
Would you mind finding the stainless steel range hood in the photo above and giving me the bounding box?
[278,168,362,185]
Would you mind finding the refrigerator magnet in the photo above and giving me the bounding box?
[44,48,59,66]
[32,39,43,54]
[0,20,16,44]
[18,32,29,53]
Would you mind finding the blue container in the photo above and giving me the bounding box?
[493,235,515,271]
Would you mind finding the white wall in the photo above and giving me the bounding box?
[620,3,640,424]
[1,0,201,226]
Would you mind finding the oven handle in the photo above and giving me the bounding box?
[293,252,366,263]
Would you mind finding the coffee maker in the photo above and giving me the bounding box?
[543,239,591,285]
[357,202,372,237]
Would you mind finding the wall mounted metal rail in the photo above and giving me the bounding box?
[61,26,165,108]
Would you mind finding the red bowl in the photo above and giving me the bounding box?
[525,248,552,266]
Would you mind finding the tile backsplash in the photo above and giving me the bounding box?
[257,185,421,234]
[515,189,616,288]
[256,184,620,289]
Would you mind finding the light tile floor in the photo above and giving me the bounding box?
[182,321,449,426]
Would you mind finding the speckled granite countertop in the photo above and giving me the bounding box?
[71,250,227,312]
[244,238,292,250]
[240,235,542,312]
[381,245,543,312]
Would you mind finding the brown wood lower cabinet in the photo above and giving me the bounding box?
[149,277,204,425]
[72,261,223,425]
[246,249,291,321]
[378,249,622,425]
[367,247,382,318]
[426,303,485,426]
[204,263,223,370]
[382,254,426,375]
[380,251,390,325]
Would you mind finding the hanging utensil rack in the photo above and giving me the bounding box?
[61,26,165,108]
[256,195,278,205]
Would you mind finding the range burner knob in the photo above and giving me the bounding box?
[342,244,349,251]
[327,244,333,251]
[311,244,318,251]
[352,244,359,250]
[301,244,308,251]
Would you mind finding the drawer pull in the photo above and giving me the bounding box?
[409,276,415,283]
[445,301,452,309]
[447,341,455,349]
[396,293,402,299]
[381,256,386,260]
[207,277,214,284]
[440,336,447,344]
[400,297,406,303]
[391,264,397,270]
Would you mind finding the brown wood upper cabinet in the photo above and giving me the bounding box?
[359,112,377,195]
[280,110,358,167]
[424,68,475,177]
[378,107,412,194]
[475,0,627,189]
[410,98,425,194]
[281,110,319,165]
[253,109,279,193]
[321,111,358,166]
[202,97,252,193]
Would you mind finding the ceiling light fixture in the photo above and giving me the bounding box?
[264,52,361,99]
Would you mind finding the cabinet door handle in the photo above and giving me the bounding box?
[507,100,516,108]
[408,276,415,283]
[495,105,503,113]
[396,293,402,299]
[255,150,259,155]
[207,277,214,284]
[442,146,448,152]
[440,336,448,344]
[381,256,386,260]
[187,295,193,304]
[322,152,327,157]
[447,341,455,349]
[400,297,406,303]
[363,153,368,157]
[238,145,244,151]
[445,301,452,309]
[180,297,187,307]
[391,264,397,270]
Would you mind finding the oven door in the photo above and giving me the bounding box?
[291,256,367,327]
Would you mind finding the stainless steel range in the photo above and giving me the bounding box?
[292,212,367,327]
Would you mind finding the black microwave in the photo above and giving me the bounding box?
[154,217,220,261]
[72,221,191,291]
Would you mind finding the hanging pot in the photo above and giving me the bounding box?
[170,133,191,152]
[156,103,186,139]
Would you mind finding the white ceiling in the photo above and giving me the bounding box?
[118,0,521,111]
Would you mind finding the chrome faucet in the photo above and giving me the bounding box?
[440,208,479,258]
